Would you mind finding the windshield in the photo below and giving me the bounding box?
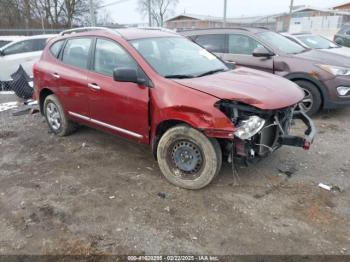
[297,35,339,49]
[130,37,228,78]
[259,31,306,54]
[0,40,11,48]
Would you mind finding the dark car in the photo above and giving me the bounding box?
[334,26,350,47]
[33,27,314,189]
[182,28,350,115]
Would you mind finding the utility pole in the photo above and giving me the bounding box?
[288,0,294,32]
[223,0,227,27]
[148,0,152,27]
[89,0,96,26]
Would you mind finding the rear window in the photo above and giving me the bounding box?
[62,38,92,69]
[194,34,226,53]
[50,40,64,57]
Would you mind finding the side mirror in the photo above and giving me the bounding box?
[252,46,274,58]
[225,60,236,69]
[113,68,146,85]
[0,50,4,56]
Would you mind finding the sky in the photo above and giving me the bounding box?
[100,0,349,24]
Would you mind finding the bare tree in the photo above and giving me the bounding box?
[138,0,178,27]
[0,0,103,30]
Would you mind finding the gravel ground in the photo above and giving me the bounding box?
[0,93,349,255]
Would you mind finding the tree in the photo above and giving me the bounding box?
[0,0,103,29]
[138,0,178,27]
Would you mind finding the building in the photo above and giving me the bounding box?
[333,2,350,11]
[165,13,278,31]
[274,5,350,38]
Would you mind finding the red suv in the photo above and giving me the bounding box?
[33,27,315,189]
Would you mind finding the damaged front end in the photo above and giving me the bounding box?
[216,100,316,164]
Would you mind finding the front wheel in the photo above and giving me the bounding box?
[294,80,322,116]
[157,125,222,190]
[334,37,344,46]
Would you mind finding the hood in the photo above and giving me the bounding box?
[294,49,350,68]
[173,67,304,110]
[321,46,350,58]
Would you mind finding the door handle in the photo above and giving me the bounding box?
[51,73,60,79]
[88,83,101,90]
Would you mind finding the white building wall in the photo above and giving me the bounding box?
[289,16,342,39]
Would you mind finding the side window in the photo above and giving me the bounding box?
[32,38,47,51]
[62,38,92,69]
[50,40,64,58]
[228,34,263,55]
[3,40,34,55]
[93,38,138,77]
[195,34,226,53]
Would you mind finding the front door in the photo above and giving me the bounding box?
[222,34,274,73]
[87,38,149,143]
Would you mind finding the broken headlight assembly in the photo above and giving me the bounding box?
[234,116,265,140]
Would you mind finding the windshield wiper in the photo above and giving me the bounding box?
[164,74,196,79]
[197,68,227,77]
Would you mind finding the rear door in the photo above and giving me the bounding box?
[222,34,274,73]
[86,37,149,143]
[57,37,93,118]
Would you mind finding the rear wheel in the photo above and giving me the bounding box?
[294,80,322,116]
[157,125,222,190]
[44,94,76,136]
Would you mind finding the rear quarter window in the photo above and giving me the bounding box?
[50,40,64,58]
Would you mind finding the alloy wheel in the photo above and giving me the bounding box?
[46,102,62,131]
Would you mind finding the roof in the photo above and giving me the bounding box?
[57,28,179,41]
[181,27,270,36]
[166,13,279,24]
[332,1,350,9]
[116,28,179,40]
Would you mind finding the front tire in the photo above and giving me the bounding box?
[335,37,344,46]
[44,94,76,136]
[294,80,322,116]
[157,125,222,190]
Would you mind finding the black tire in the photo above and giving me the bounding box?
[294,80,322,116]
[334,37,344,46]
[44,94,76,136]
[157,125,222,190]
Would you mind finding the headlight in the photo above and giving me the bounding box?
[317,64,350,76]
[234,116,265,140]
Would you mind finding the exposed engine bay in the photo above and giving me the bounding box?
[216,100,315,165]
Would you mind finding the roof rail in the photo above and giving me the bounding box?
[59,27,120,36]
[137,27,177,33]
[180,27,250,32]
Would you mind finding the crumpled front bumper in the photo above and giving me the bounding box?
[278,110,316,150]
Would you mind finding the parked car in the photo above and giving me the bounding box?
[183,28,350,115]
[282,32,350,57]
[0,34,57,82]
[334,26,350,47]
[0,36,26,48]
[33,27,315,189]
